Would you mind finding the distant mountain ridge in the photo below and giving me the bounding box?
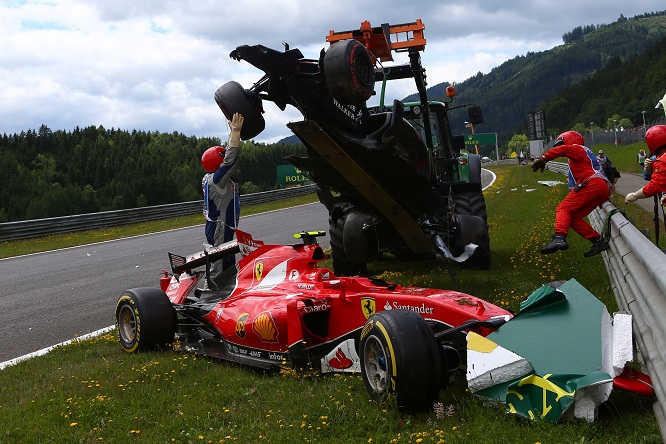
[417,11,666,137]
[277,11,666,145]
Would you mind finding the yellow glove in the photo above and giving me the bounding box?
[661,194,666,207]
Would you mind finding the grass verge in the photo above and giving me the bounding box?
[0,166,661,443]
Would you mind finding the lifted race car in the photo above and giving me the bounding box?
[215,19,490,276]
[116,231,511,412]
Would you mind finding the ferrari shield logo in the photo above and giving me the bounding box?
[360,297,376,319]
[254,261,264,281]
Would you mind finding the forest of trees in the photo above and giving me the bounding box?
[0,126,305,223]
[540,33,666,134]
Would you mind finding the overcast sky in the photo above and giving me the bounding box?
[1,0,663,143]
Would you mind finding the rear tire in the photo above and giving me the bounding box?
[323,39,375,105]
[115,288,177,353]
[360,310,445,412]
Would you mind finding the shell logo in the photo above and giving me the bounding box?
[253,311,279,343]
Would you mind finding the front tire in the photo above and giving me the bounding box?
[360,310,445,412]
[115,288,177,353]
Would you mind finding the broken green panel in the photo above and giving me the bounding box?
[467,279,628,423]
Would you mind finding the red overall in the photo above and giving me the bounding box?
[554,177,609,239]
[542,144,610,240]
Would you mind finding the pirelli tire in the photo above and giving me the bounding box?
[115,288,177,353]
[214,80,265,140]
[329,207,368,276]
[360,309,445,412]
[323,39,376,105]
[452,213,491,270]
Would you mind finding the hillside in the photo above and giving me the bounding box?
[406,11,666,138]
[541,33,666,132]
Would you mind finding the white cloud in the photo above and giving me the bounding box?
[0,0,662,142]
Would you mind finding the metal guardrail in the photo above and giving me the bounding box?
[590,203,666,439]
[547,161,666,438]
[0,185,317,242]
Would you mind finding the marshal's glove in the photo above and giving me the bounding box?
[661,194,666,207]
[624,189,646,203]
[532,157,547,173]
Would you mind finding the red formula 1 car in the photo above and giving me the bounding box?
[115,231,511,411]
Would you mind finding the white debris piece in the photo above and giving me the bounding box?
[611,312,634,377]
[538,180,565,187]
[466,332,534,393]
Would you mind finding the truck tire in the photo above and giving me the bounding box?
[323,39,375,105]
[360,309,445,412]
[468,154,482,185]
[454,191,488,224]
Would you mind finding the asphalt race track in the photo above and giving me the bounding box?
[0,203,330,363]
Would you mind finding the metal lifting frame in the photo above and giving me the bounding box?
[326,19,426,63]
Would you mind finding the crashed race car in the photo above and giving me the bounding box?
[215,19,491,276]
[116,230,510,412]
[116,231,653,420]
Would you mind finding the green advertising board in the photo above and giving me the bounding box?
[464,132,497,146]
[277,164,309,185]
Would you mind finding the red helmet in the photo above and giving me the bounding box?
[201,146,225,172]
[646,125,666,156]
[554,131,584,147]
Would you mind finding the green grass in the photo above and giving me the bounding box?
[0,166,661,443]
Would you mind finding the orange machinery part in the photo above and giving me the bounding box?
[326,19,426,63]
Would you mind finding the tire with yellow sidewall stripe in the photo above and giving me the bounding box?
[359,309,444,412]
[115,288,177,353]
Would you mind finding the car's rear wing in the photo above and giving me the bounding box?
[168,230,264,275]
